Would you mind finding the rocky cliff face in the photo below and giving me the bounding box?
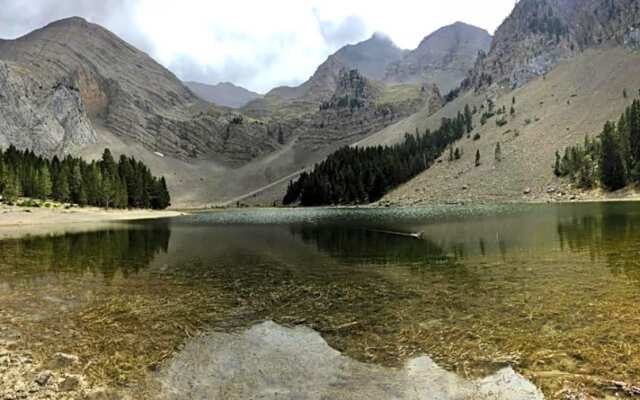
[467,0,640,90]
[384,22,492,93]
[0,60,96,154]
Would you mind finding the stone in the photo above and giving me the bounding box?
[523,187,531,195]
[50,353,79,369]
[34,370,52,386]
[58,374,80,392]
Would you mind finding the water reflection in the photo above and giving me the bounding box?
[556,205,640,283]
[0,221,170,280]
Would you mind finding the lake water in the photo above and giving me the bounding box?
[2,203,640,398]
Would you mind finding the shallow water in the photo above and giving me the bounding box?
[2,203,640,398]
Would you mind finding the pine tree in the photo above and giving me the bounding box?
[69,164,83,204]
[277,127,285,145]
[77,186,88,207]
[495,142,502,162]
[464,104,473,133]
[57,167,71,203]
[475,149,481,167]
[0,155,6,195]
[36,165,52,200]
[155,177,171,209]
[3,170,20,203]
[599,121,626,190]
[629,100,640,179]
[554,150,562,176]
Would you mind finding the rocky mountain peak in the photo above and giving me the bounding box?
[330,32,407,81]
[384,21,492,93]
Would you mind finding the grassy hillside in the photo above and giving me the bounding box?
[375,48,640,205]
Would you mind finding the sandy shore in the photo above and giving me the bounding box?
[0,204,185,239]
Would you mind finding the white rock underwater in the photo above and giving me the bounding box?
[159,321,543,400]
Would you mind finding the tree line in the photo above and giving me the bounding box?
[283,108,473,206]
[554,99,640,191]
[0,146,170,209]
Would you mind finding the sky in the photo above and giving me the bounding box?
[0,0,516,93]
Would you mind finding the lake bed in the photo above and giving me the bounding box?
[2,203,640,398]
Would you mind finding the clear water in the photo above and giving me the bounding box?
[2,203,640,397]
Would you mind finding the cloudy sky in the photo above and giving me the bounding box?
[0,0,516,93]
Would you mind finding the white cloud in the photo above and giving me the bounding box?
[131,0,515,92]
[0,0,516,93]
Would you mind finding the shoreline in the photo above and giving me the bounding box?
[0,204,185,227]
[0,204,186,240]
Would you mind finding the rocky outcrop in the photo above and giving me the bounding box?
[467,0,640,90]
[0,342,119,400]
[275,69,441,155]
[0,60,96,154]
[384,22,492,93]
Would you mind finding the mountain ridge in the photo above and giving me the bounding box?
[185,80,262,108]
[0,16,444,206]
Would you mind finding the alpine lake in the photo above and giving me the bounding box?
[2,202,640,399]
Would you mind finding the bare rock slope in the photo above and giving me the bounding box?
[0,60,96,154]
[468,0,640,90]
[377,48,640,206]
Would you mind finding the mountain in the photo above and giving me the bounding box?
[185,81,262,108]
[467,0,640,90]
[245,34,406,117]
[355,0,640,206]
[0,17,441,207]
[384,22,492,93]
[0,17,277,165]
[331,33,407,81]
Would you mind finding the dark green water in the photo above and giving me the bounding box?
[2,203,640,397]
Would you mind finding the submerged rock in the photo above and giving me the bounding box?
[158,321,543,400]
[34,370,52,386]
[49,352,79,369]
[59,374,81,392]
